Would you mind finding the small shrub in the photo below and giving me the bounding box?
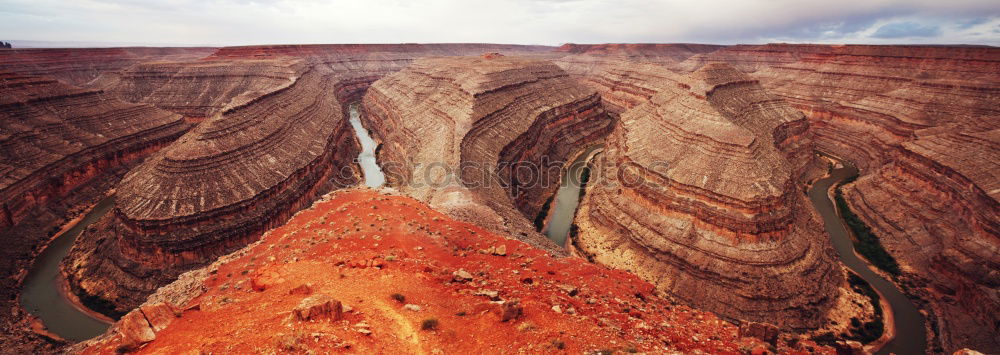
[421,318,439,331]
[391,293,406,303]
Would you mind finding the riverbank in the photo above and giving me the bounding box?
[825,179,896,353]
[19,195,116,342]
[808,153,926,355]
[539,145,602,247]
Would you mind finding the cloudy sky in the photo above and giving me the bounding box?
[1,0,998,46]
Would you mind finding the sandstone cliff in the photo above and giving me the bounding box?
[361,56,613,254]
[572,63,840,329]
[89,59,301,119]
[0,71,191,352]
[0,47,215,86]
[73,189,829,354]
[63,64,361,316]
[683,44,1000,351]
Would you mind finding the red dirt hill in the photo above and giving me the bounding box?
[78,189,829,354]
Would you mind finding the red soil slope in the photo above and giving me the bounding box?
[79,189,829,354]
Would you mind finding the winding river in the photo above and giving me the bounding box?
[20,104,386,342]
[543,146,601,247]
[542,149,927,353]
[20,196,113,341]
[807,157,926,355]
[349,103,385,188]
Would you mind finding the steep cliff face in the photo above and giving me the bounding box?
[74,189,829,354]
[842,130,1000,351]
[685,44,1000,170]
[684,44,1000,351]
[63,65,361,316]
[572,63,839,329]
[0,72,191,352]
[553,57,682,114]
[361,56,613,253]
[0,72,190,228]
[0,47,215,86]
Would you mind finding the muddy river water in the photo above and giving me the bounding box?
[20,196,113,341]
[807,158,926,355]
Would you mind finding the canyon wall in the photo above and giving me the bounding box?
[71,189,829,354]
[62,64,362,316]
[0,47,215,86]
[571,63,840,329]
[58,44,564,318]
[362,56,613,253]
[683,44,1000,351]
[0,71,191,351]
[89,59,301,119]
[0,72,190,229]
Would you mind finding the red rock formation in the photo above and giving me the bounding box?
[556,43,724,63]
[0,71,190,352]
[361,56,613,253]
[73,189,830,354]
[684,44,1000,351]
[0,47,215,86]
[89,59,301,118]
[572,63,839,329]
[63,64,362,316]
[0,73,189,228]
[206,43,552,59]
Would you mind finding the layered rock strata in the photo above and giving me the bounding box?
[0,47,215,86]
[362,56,613,253]
[0,72,190,352]
[0,72,189,228]
[74,189,828,354]
[684,44,1000,351]
[572,63,840,329]
[63,65,361,316]
[90,59,300,119]
[206,43,552,60]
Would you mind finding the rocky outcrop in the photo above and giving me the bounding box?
[74,189,829,354]
[572,63,839,329]
[0,47,215,86]
[684,44,1000,351]
[361,56,613,253]
[63,65,362,316]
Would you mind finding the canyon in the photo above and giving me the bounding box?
[569,62,840,329]
[0,42,996,354]
[361,55,613,253]
[72,189,825,354]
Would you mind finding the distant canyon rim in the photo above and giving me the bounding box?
[0,43,996,354]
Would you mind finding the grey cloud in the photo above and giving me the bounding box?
[871,21,942,38]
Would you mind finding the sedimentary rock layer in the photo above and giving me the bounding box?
[90,59,300,118]
[0,72,189,228]
[206,43,552,60]
[683,44,1000,351]
[572,63,839,329]
[362,56,613,252]
[0,71,189,352]
[556,43,724,63]
[0,47,215,86]
[74,189,827,354]
[63,65,361,316]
